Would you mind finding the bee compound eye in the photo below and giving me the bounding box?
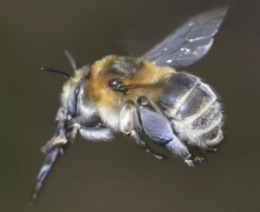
[108,78,122,91]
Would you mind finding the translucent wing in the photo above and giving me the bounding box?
[141,7,228,68]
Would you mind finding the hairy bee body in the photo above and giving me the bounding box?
[33,8,228,200]
[89,55,175,130]
[55,55,223,163]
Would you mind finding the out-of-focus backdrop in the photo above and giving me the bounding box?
[1,0,260,211]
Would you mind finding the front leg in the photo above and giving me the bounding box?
[78,124,114,141]
[42,115,113,153]
[120,100,167,160]
[41,119,68,153]
[32,147,61,201]
[34,121,112,201]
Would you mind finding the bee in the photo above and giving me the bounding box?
[32,8,227,200]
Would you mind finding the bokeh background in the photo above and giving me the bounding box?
[1,0,260,211]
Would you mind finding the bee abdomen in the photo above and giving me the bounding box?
[160,72,223,148]
[160,72,198,116]
[191,101,222,131]
[185,101,223,148]
[199,124,223,147]
[161,72,216,121]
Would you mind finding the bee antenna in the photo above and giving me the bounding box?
[64,50,78,71]
[40,66,71,79]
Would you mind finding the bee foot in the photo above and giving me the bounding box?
[184,155,205,166]
[41,134,67,153]
[193,156,205,164]
[145,148,167,160]
[184,159,195,166]
[152,152,167,160]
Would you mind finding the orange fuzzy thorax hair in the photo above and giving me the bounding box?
[86,55,176,129]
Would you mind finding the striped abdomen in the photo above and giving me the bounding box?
[160,72,223,149]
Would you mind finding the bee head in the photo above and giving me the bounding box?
[61,65,90,118]
[41,50,91,119]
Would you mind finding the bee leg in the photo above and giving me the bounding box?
[41,116,106,153]
[137,96,200,166]
[77,124,114,141]
[41,120,68,153]
[41,134,67,153]
[32,147,61,201]
[66,116,114,142]
[130,130,167,160]
[194,145,221,162]
[120,100,167,160]
[33,120,68,202]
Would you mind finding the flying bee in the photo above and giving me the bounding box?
[32,8,227,200]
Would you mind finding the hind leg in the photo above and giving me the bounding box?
[137,96,203,166]
[129,130,167,160]
[120,100,167,159]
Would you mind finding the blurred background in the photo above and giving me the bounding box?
[1,0,260,211]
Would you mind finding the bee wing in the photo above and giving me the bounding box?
[32,147,62,200]
[141,7,228,68]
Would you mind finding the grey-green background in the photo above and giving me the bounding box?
[1,0,260,211]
